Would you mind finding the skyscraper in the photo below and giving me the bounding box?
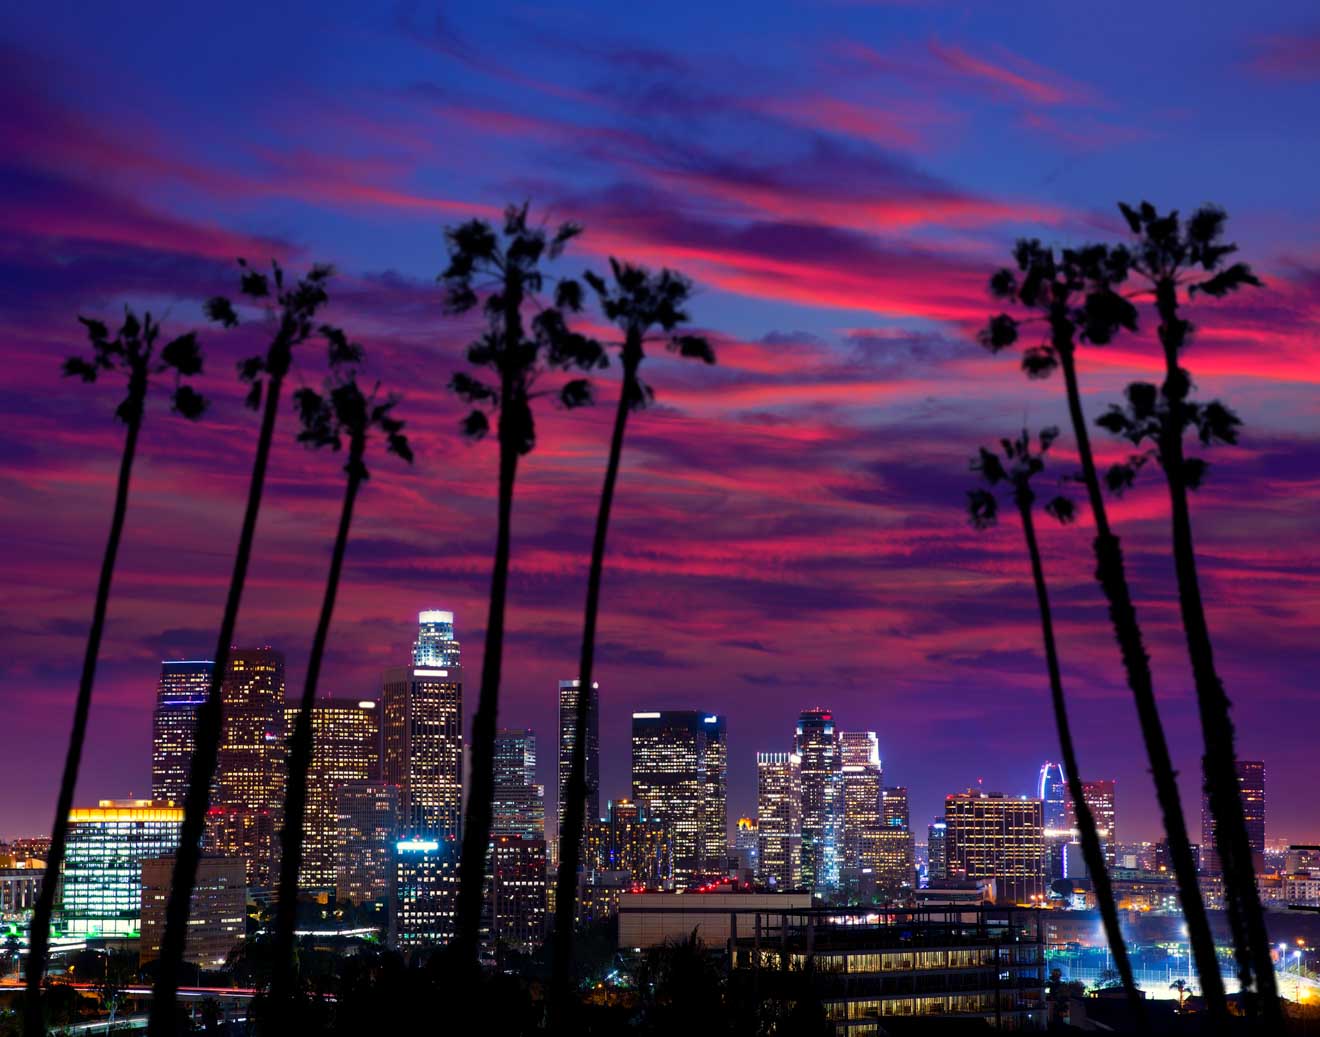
[587,798,673,887]
[839,731,881,770]
[841,764,883,871]
[152,660,211,803]
[493,728,545,840]
[631,711,727,887]
[927,818,948,883]
[882,787,910,830]
[140,855,246,968]
[1073,779,1117,867]
[488,836,547,954]
[1201,759,1266,874]
[756,751,801,889]
[1037,762,1069,830]
[796,709,842,893]
[733,817,759,874]
[557,679,600,837]
[944,790,1046,905]
[284,698,381,886]
[383,611,463,837]
[392,835,460,948]
[208,648,286,886]
[335,780,398,906]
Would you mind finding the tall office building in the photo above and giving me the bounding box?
[335,780,398,906]
[284,698,380,887]
[733,817,759,874]
[557,679,600,838]
[927,818,948,883]
[944,790,1046,904]
[1071,779,1117,867]
[882,787,910,830]
[1037,762,1069,831]
[383,612,463,837]
[756,751,802,889]
[392,835,461,948]
[587,798,673,887]
[208,648,286,886]
[140,855,246,968]
[631,711,727,887]
[840,731,881,770]
[152,660,212,803]
[841,764,883,871]
[494,728,545,840]
[488,836,548,954]
[59,800,183,937]
[1201,759,1266,874]
[796,709,842,894]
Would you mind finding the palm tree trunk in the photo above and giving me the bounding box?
[150,370,287,1037]
[551,360,635,1019]
[454,423,519,966]
[269,462,363,1022]
[24,406,142,1037]
[1017,496,1144,1023]
[1055,338,1228,1019]
[1152,282,1282,1029]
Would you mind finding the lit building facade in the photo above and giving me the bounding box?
[383,612,463,837]
[60,800,182,937]
[733,817,759,874]
[392,836,460,949]
[756,751,801,889]
[927,819,948,884]
[631,711,727,887]
[839,730,881,770]
[210,648,286,886]
[841,764,883,872]
[1038,761,1071,880]
[944,790,1046,905]
[285,698,381,887]
[152,660,212,803]
[140,855,245,968]
[204,806,273,890]
[488,836,547,954]
[1201,758,1266,875]
[1070,779,1117,868]
[882,787,910,830]
[587,798,673,887]
[493,728,545,840]
[335,780,398,906]
[796,709,842,894]
[557,679,600,839]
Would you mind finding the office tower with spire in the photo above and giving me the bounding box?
[383,611,463,839]
[1038,761,1070,879]
[494,728,545,840]
[796,708,842,894]
[944,790,1046,904]
[284,698,381,887]
[152,660,212,803]
[631,711,727,887]
[756,751,802,889]
[1201,759,1265,874]
[557,679,600,838]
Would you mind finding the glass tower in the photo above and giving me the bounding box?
[413,609,460,668]
[557,679,600,839]
[152,660,212,803]
[494,728,545,840]
[796,708,842,894]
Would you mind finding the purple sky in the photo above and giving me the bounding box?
[1,2,1318,845]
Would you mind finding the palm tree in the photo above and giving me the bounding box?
[1170,977,1191,1015]
[24,312,205,1037]
[150,261,334,1037]
[967,428,1143,1023]
[268,341,413,1027]
[981,241,1228,1021]
[551,259,714,1014]
[441,204,605,968]
[1098,200,1280,1029]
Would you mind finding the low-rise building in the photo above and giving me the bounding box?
[618,890,813,950]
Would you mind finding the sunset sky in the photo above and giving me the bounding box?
[2,1,1317,844]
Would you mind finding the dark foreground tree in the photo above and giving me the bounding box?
[981,241,1227,1021]
[551,259,714,1019]
[441,204,604,968]
[1099,200,1279,1029]
[151,262,334,1037]
[967,428,1143,1024]
[25,312,205,1037]
[268,348,413,1030]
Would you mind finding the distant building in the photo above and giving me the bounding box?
[488,836,547,954]
[944,790,1046,905]
[756,751,801,889]
[927,818,948,884]
[140,855,245,968]
[618,891,813,950]
[60,800,182,937]
[1037,762,1069,831]
[841,764,882,873]
[204,806,274,891]
[839,731,880,770]
[733,817,759,874]
[631,711,727,887]
[383,612,463,837]
[796,709,842,894]
[285,697,380,887]
[493,728,545,840]
[587,798,673,887]
[335,780,399,906]
[882,786,910,830]
[152,660,212,803]
[557,680,600,839]
[1071,779,1117,867]
[392,836,460,949]
[1201,759,1266,874]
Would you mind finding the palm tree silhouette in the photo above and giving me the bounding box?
[440,204,604,968]
[24,312,205,1037]
[967,428,1143,1024]
[1097,200,1280,1029]
[268,341,413,1026]
[551,259,714,1015]
[980,241,1227,1021]
[1170,977,1191,1015]
[150,261,334,1037]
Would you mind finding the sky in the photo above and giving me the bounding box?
[1,1,1317,846]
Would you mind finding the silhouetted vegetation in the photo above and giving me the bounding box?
[552,258,714,1020]
[25,310,205,1037]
